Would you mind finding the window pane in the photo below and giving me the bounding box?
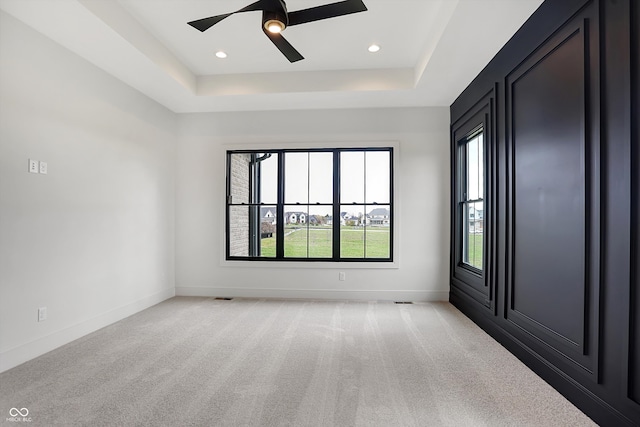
[308,206,332,258]
[284,205,308,257]
[309,152,333,203]
[466,133,483,201]
[470,201,484,269]
[365,205,390,258]
[285,152,308,204]
[259,205,277,257]
[462,201,483,269]
[477,134,484,199]
[462,202,471,265]
[229,206,249,257]
[340,152,365,203]
[259,153,278,204]
[229,153,251,204]
[365,229,390,258]
[340,205,364,258]
[283,205,333,258]
[467,136,479,200]
[229,205,277,258]
[365,151,390,204]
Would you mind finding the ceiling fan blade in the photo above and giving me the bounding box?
[263,28,304,63]
[287,0,367,27]
[187,1,267,32]
[188,13,233,32]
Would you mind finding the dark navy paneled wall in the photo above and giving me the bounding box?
[450,1,640,425]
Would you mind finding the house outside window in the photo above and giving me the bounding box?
[226,148,393,262]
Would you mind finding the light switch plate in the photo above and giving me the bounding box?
[39,161,48,174]
[38,307,47,322]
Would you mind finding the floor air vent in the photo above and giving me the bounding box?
[214,297,233,301]
[394,301,413,304]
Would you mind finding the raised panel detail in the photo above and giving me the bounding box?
[450,89,496,313]
[505,18,599,377]
[630,0,640,405]
[512,30,584,345]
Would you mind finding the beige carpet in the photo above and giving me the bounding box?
[0,297,596,426]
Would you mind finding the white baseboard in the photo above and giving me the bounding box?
[0,288,175,373]
[175,286,449,302]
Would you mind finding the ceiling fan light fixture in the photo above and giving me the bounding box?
[188,0,369,63]
[265,19,285,34]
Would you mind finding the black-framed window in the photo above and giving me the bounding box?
[458,128,484,271]
[226,148,393,262]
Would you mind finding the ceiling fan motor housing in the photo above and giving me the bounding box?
[263,1,289,32]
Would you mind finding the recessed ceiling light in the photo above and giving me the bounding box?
[215,51,227,59]
[368,44,381,53]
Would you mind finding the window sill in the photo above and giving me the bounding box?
[221,259,399,269]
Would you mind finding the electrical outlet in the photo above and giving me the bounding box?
[339,272,346,281]
[38,307,47,322]
[28,159,39,174]
[39,161,48,174]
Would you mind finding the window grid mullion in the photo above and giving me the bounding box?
[332,150,341,261]
[363,152,367,258]
[276,151,285,259]
[308,153,312,257]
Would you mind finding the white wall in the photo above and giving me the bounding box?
[0,12,176,372]
[0,9,451,373]
[176,107,450,302]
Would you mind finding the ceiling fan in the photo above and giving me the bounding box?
[187,0,368,63]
